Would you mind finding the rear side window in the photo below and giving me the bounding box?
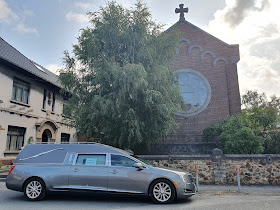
[76,154,106,166]
[111,155,136,167]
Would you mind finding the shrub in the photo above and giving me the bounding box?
[203,123,224,142]
[264,131,280,154]
[203,112,264,154]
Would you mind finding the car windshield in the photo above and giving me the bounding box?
[131,155,152,166]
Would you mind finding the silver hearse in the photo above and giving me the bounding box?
[6,143,195,203]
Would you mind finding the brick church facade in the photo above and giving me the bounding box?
[163,5,241,144]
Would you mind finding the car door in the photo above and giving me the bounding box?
[107,154,150,194]
[68,153,108,191]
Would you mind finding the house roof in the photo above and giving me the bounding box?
[0,37,61,88]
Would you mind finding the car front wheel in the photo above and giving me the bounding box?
[24,178,46,201]
[149,179,176,204]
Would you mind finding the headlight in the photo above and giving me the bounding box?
[179,174,192,184]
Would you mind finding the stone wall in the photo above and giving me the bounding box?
[146,142,221,155]
[225,158,280,185]
[139,151,280,185]
[148,158,214,184]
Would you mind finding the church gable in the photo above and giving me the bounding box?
[164,4,241,143]
[171,21,240,68]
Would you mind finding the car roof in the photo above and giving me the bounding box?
[14,143,131,164]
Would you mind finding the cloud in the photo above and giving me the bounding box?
[0,0,39,36]
[66,11,88,23]
[46,64,62,75]
[16,22,39,36]
[23,9,35,18]
[204,0,280,97]
[0,0,18,23]
[117,0,134,7]
[223,0,270,28]
[74,2,93,10]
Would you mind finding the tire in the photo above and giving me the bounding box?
[23,178,46,201]
[149,179,176,204]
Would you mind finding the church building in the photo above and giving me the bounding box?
[157,4,241,153]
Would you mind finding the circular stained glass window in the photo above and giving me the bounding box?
[175,69,211,117]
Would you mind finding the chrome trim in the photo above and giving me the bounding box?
[67,185,107,191]
[19,148,63,161]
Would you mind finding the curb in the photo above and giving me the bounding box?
[0,178,6,182]
[0,175,7,178]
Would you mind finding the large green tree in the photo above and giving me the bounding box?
[59,1,183,152]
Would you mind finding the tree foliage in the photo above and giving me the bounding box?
[204,90,280,154]
[59,1,183,152]
[242,90,280,111]
[242,90,279,130]
[264,131,280,154]
[203,112,264,154]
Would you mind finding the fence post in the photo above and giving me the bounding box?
[195,166,199,192]
[236,168,241,193]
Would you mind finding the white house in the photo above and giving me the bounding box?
[0,37,77,158]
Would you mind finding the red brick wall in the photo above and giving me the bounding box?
[165,21,241,142]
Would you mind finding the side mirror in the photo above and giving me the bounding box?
[134,162,145,170]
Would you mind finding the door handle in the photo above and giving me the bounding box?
[72,168,79,172]
[110,170,118,174]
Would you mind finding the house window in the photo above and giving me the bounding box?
[12,78,30,104]
[43,89,47,109]
[52,93,55,112]
[61,133,70,143]
[6,126,26,151]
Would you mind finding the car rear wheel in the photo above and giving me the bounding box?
[149,179,176,204]
[24,178,46,201]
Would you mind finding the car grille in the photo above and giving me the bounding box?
[184,174,193,183]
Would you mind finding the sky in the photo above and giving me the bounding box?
[0,0,279,97]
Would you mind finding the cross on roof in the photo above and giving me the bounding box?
[175,4,189,21]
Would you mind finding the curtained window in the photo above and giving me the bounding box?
[12,78,30,104]
[6,126,26,151]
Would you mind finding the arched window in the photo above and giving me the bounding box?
[175,69,211,116]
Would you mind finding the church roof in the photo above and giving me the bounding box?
[166,19,238,48]
[0,37,60,88]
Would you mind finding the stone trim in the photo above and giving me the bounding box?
[179,38,191,45]
[188,44,203,55]
[138,155,212,160]
[35,119,60,130]
[35,119,59,141]
[10,99,30,107]
[201,50,216,62]
[176,38,191,55]
[231,56,240,64]
[0,107,39,119]
[138,154,280,160]
[213,57,229,67]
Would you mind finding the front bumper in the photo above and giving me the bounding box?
[176,183,196,199]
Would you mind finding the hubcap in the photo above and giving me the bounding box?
[26,181,42,199]
[153,182,172,202]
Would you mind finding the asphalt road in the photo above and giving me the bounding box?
[1,182,280,210]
